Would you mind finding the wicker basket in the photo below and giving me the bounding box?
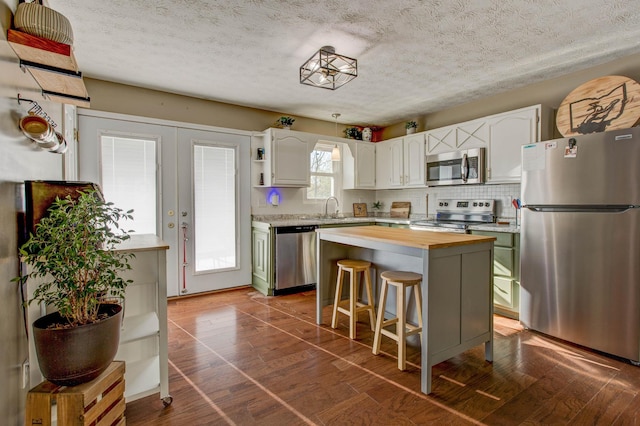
[14,2,73,45]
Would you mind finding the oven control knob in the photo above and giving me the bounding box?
[439,202,443,206]
[444,202,449,206]
[473,202,478,207]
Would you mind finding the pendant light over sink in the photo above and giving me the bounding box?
[331,113,341,161]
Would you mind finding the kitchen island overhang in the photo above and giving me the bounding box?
[316,226,496,394]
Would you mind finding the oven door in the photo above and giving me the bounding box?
[426,148,484,186]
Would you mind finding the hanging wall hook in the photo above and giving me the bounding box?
[17,93,57,129]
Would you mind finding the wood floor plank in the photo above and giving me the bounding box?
[125,288,640,425]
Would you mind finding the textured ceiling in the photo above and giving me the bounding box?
[47,0,640,126]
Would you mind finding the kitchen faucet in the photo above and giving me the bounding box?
[324,197,339,218]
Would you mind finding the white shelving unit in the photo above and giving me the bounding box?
[114,234,172,406]
[25,234,172,406]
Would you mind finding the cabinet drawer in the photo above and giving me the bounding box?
[472,230,515,247]
[494,276,514,308]
[494,246,515,277]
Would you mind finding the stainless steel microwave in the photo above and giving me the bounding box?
[426,148,485,186]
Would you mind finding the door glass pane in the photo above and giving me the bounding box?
[193,144,237,272]
[101,136,156,234]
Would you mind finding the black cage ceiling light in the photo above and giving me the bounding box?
[299,46,358,90]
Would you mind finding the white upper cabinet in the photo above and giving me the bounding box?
[403,133,426,187]
[424,105,547,183]
[456,118,489,149]
[376,134,426,189]
[376,138,401,189]
[425,117,488,154]
[343,141,376,189]
[425,126,456,154]
[485,105,542,183]
[256,129,313,187]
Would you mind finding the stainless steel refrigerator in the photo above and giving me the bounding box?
[520,127,640,362]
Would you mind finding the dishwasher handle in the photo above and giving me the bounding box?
[275,225,318,234]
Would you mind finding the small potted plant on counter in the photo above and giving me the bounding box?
[406,121,418,134]
[277,116,295,129]
[372,201,383,216]
[17,189,134,386]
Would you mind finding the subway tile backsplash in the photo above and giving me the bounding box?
[251,184,521,221]
[375,184,521,219]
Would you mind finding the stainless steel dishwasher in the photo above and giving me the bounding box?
[274,225,317,295]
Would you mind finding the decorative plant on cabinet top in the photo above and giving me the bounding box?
[276,116,295,128]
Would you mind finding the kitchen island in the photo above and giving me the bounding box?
[316,226,496,394]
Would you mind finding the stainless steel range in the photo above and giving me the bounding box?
[410,199,495,233]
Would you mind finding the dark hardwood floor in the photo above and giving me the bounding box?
[125,287,640,425]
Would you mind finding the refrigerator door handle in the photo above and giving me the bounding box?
[461,153,468,182]
[525,204,639,213]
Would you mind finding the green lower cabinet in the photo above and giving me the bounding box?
[251,222,274,296]
[251,221,376,296]
[471,230,520,319]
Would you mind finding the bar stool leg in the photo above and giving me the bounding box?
[349,269,357,339]
[397,284,407,370]
[331,266,344,329]
[363,267,376,330]
[372,278,388,355]
[414,284,423,343]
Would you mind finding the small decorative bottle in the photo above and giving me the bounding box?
[259,172,264,186]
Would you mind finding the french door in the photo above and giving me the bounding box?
[176,127,251,294]
[77,112,251,296]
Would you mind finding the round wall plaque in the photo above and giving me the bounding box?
[556,75,640,137]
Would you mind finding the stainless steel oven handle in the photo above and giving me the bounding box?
[461,153,468,182]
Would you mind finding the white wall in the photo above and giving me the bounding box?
[0,2,67,419]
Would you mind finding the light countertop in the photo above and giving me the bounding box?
[252,215,519,233]
[468,223,520,233]
[252,215,413,228]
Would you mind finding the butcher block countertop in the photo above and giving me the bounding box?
[317,225,496,250]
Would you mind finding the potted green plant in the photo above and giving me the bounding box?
[277,116,295,129]
[344,127,362,140]
[17,189,134,386]
[372,201,383,216]
[405,121,418,134]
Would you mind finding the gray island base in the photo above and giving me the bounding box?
[316,226,496,394]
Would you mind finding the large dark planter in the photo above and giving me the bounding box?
[32,303,123,386]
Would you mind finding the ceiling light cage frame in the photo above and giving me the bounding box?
[300,46,357,90]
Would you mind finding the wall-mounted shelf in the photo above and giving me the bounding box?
[7,29,90,108]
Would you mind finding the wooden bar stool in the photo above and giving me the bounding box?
[331,259,376,339]
[372,270,423,370]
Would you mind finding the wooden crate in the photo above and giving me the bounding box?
[26,361,126,426]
